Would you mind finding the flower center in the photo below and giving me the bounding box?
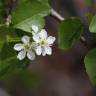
[40,40,45,47]
[24,43,32,51]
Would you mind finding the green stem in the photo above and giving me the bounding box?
[0,24,5,27]
[7,36,21,43]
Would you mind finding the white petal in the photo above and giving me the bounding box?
[33,35,40,43]
[32,25,38,33]
[35,46,42,55]
[32,31,36,36]
[47,36,56,45]
[42,49,46,56]
[14,43,24,51]
[17,50,26,60]
[39,29,47,39]
[44,46,52,55]
[22,35,30,44]
[27,50,36,60]
[32,42,38,49]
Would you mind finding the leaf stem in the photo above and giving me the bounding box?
[6,36,21,43]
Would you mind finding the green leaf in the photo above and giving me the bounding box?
[0,43,17,79]
[14,15,45,33]
[85,13,94,24]
[0,43,30,79]
[12,0,50,32]
[58,17,83,49]
[84,48,96,85]
[85,0,93,6]
[89,15,96,33]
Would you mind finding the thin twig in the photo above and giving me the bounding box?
[51,8,64,21]
[50,8,87,45]
[5,14,12,27]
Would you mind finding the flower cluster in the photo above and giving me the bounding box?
[14,25,56,60]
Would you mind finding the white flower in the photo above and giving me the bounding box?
[32,25,39,35]
[32,29,56,56]
[14,35,35,60]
